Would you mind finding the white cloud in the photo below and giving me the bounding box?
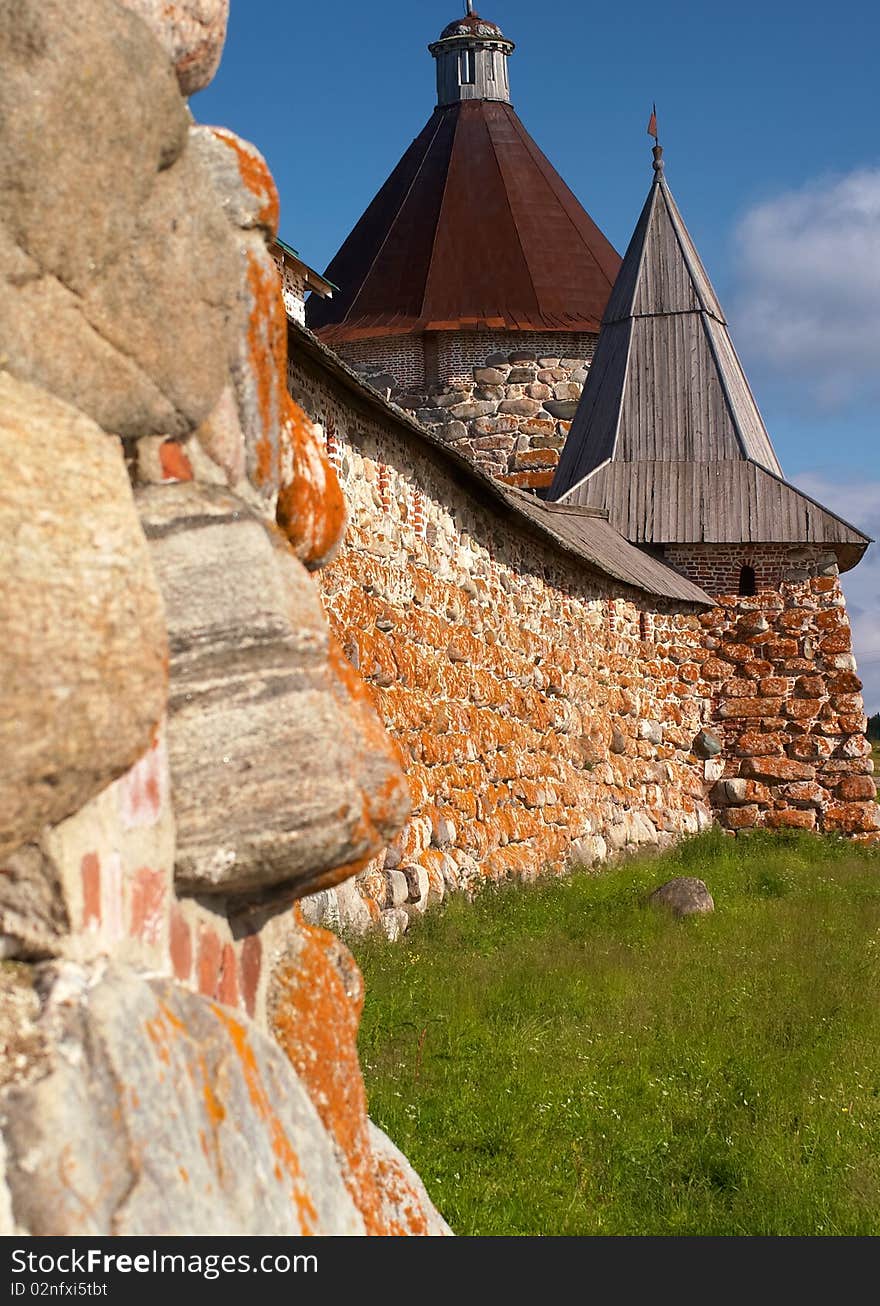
[795,473,880,715]
[732,169,880,408]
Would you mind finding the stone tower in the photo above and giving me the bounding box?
[550,146,877,839]
[306,6,620,490]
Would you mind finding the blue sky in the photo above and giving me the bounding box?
[196,1,880,708]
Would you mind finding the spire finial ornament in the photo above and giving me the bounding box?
[647,104,663,174]
[466,0,474,13]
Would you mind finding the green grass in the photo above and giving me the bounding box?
[352,829,880,1235]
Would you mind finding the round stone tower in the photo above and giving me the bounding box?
[306,7,621,490]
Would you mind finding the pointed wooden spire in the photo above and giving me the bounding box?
[549,147,870,563]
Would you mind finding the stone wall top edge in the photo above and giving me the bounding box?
[288,322,707,613]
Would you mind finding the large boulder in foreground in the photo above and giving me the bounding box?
[0,0,240,438]
[118,0,230,96]
[137,483,410,897]
[0,374,167,858]
[0,963,364,1236]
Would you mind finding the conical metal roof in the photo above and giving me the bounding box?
[306,99,620,343]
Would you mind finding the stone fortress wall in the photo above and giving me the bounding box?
[287,330,878,938]
[0,0,875,1241]
[338,330,597,489]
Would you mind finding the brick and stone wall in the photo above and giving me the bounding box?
[289,344,728,938]
[664,543,837,597]
[336,329,597,488]
[274,255,308,324]
[699,578,877,837]
[288,335,878,938]
[337,335,427,391]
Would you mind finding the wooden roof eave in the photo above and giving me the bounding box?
[559,459,871,572]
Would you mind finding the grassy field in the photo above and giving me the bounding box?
[353,828,880,1235]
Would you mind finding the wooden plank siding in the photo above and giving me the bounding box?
[633,192,701,317]
[703,317,782,474]
[552,169,784,501]
[561,460,869,552]
[546,166,872,567]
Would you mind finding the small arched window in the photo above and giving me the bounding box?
[738,564,756,597]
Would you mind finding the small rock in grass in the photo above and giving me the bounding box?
[649,877,714,918]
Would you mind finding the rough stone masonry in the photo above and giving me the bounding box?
[0,0,875,1238]
[0,0,448,1236]
[286,325,877,941]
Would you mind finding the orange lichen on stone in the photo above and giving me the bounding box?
[158,440,193,482]
[824,802,880,833]
[270,923,387,1234]
[328,635,410,843]
[372,1148,431,1237]
[212,1004,318,1234]
[276,397,348,569]
[498,469,555,489]
[211,127,280,236]
[244,248,289,492]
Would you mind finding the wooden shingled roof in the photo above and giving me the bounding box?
[306,100,621,343]
[550,151,871,571]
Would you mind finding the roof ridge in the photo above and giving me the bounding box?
[657,178,726,323]
[419,107,458,322]
[346,109,451,327]
[602,181,658,324]
[697,305,752,463]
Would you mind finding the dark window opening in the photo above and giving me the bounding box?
[460,49,474,84]
[738,564,757,596]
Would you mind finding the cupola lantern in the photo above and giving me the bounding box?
[428,7,515,106]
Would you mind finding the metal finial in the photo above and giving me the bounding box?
[466,0,474,12]
[652,143,664,174]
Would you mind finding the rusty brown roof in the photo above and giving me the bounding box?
[306,100,621,343]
